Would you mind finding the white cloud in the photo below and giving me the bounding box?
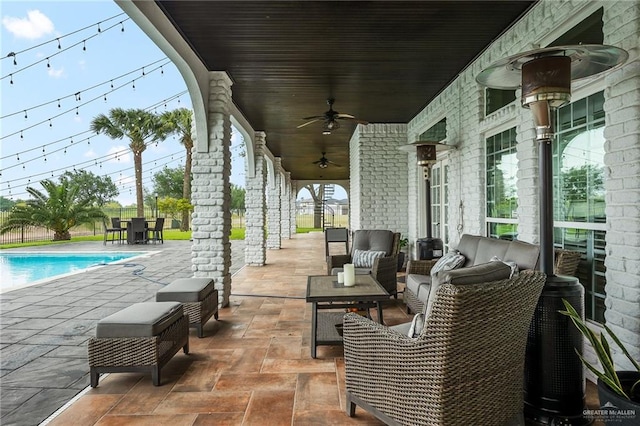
[2,10,54,40]
[47,66,64,78]
[84,149,96,158]
[107,146,131,164]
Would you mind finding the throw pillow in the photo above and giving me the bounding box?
[407,312,425,338]
[490,256,519,278]
[430,250,466,277]
[352,249,387,268]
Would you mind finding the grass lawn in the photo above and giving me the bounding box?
[0,228,246,249]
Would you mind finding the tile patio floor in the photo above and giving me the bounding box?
[2,233,601,425]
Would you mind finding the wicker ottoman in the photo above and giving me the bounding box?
[88,301,189,387]
[156,278,219,338]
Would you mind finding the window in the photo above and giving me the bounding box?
[485,88,516,116]
[553,91,606,322]
[486,127,518,239]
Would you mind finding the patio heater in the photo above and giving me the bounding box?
[477,44,627,425]
[401,141,454,260]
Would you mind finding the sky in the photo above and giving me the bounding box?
[0,0,247,206]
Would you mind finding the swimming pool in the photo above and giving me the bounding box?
[0,252,148,293]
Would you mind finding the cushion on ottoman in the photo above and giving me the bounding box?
[96,302,183,338]
[156,278,214,303]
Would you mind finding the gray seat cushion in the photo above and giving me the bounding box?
[504,240,540,270]
[96,302,183,338]
[406,274,431,301]
[352,230,394,255]
[156,278,215,303]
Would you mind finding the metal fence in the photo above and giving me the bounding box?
[0,207,347,245]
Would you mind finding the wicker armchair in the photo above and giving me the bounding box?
[328,230,400,297]
[343,270,546,426]
[554,248,582,276]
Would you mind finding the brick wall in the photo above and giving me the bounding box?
[349,123,408,233]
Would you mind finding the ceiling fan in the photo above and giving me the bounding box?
[297,98,368,133]
[313,152,342,169]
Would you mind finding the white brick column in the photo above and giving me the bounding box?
[602,0,640,367]
[349,124,409,232]
[244,132,267,266]
[280,171,291,240]
[290,179,297,235]
[267,158,282,249]
[191,72,233,306]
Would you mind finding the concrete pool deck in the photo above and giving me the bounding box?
[0,240,246,426]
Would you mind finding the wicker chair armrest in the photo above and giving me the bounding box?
[328,254,352,271]
[406,259,437,275]
[372,255,399,294]
[343,312,417,354]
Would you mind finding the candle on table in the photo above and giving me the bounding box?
[343,264,356,287]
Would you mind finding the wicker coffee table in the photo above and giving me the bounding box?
[306,274,389,358]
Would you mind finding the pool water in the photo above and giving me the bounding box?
[0,252,146,292]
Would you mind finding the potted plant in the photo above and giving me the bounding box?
[560,299,640,425]
[397,236,409,272]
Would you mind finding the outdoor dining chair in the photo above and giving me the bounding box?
[103,217,122,245]
[147,217,165,244]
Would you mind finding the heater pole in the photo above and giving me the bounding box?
[539,136,555,276]
[425,176,432,239]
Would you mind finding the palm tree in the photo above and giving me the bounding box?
[90,108,165,217]
[0,180,105,241]
[160,108,194,231]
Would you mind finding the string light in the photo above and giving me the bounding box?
[4,152,185,199]
[0,17,131,82]
[3,14,125,61]
[1,92,187,164]
[1,59,168,120]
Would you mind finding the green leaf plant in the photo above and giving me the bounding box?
[559,299,640,401]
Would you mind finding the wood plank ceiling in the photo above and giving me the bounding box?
[156,1,536,181]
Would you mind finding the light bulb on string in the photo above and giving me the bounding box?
[160,66,164,75]
[104,94,107,102]
[110,80,113,89]
[82,41,86,51]
[76,107,79,115]
[97,23,101,33]
[142,67,145,76]
[46,58,50,68]
[10,74,13,84]
[57,99,61,108]
[9,52,17,65]
[75,92,81,101]
[120,22,125,32]
[24,110,27,119]
[20,131,23,139]
[57,38,61,49]
[49,119,52,127]
[132,80,136,90]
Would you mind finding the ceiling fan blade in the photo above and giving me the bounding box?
[335,113,356,119]
[354,119,369,125]
[327,160,343,167]
[297,118,321,129]
[302,115,324,120]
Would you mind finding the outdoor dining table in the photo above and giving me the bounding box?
[121,218,155,244]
